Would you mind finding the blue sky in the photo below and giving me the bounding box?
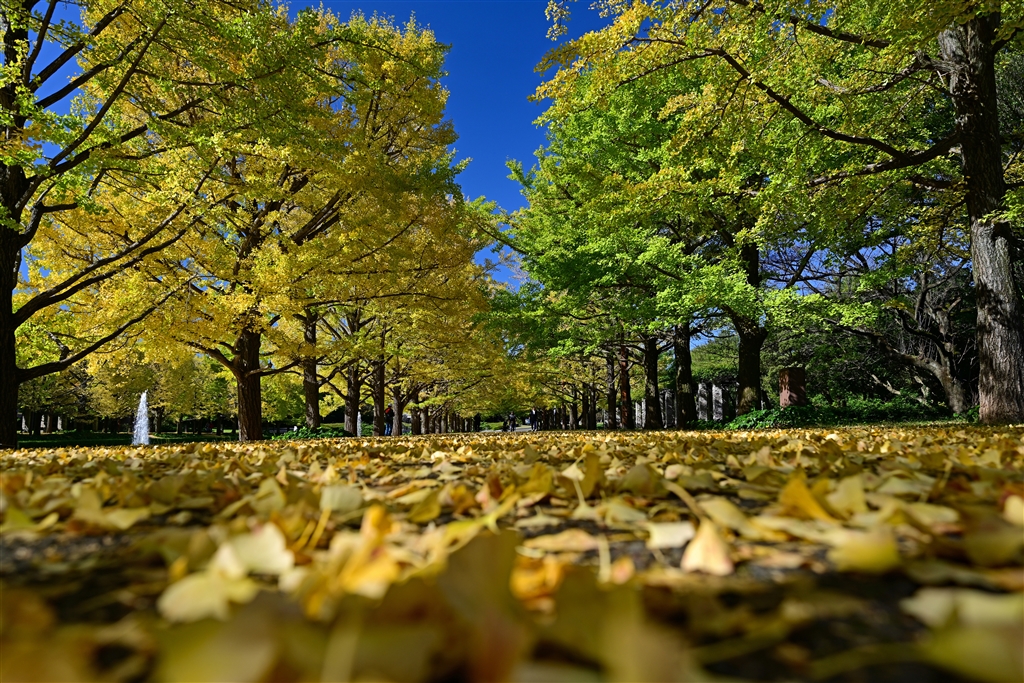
[299,2,611,279]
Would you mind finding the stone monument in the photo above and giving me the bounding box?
[779,367,808,407]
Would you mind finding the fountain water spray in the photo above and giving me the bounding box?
[133,391,150,445]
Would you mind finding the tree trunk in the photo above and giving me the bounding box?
[372,358,385,437]
[730,243,767,416]
[391,386,405,437]
[674,325,697,426]
[939,17,1024,424]
[619,344,633,429]
[235,329,263,441]
[302,312,321,430]
[735,321,768,416]
[605,352,618,429]
[411,389,422,435]
[941,372,970,415]
[588,384,598,429]
[570,398,579,430]
[643,336,663,429]
[0,230,19,448]
[344,363,361,436]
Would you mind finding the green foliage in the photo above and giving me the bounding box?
[725,398,950,430]
[690,337,739,385]
[270,426,353,441]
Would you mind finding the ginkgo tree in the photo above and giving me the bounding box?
[510,64,821,420]
[151,12,474,441]
[540,0,1024,424]
[1,0,311,448]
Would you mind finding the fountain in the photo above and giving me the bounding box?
[133,391,150,445]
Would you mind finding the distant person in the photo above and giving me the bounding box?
[507,412,517,432]
[384,406,394,435]
[530,408,539,431]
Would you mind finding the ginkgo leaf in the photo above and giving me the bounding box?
[646,522,695,549]
[901,588,1024,628]
[320,485,363,513]
[681,520,733,576]
[1002,495,1023,526]
[826,528,901,573]
[408,489,442,523]
[524,528,601,553]
[227,524,294,576]
[778,473,838,522]
[158,571,260,622]
[700,496,782,541]
[826,474,868,517]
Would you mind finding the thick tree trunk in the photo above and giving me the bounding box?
[1,23,29,449]
[939,17,1024,424]
[674,325,697,426]
[391,386,405,437]
[302,312,320,430]
[235,329,263,442]
[410,388,421,435]
[643,337,663,429]
[619,345,633,429]
[371,358,385,437]
[730,243,767,416]
[1,231,19,448]
[344,363,361,436]
[735,321,768,416]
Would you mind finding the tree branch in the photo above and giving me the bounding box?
[29,3,126,92]
[50,17,166,167]
[16,289,175,383]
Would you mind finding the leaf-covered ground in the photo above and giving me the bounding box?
[1,427,1022,683]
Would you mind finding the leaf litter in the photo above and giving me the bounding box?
[1,426,1022,682]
